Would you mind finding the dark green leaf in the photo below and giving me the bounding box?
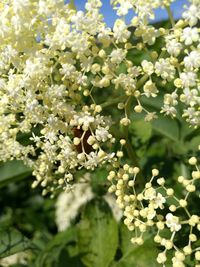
[0,161,31,188]
[35,227,78,267]
[152,115,180,142]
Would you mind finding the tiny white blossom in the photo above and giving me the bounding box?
[182,4,200,26]
[110,48,127,64]
[184,50,200,70]
[166,213,181,232]
[180,72,197,88]
[155,58,176,81]
[113,19,131,43]
[182,27,199,45]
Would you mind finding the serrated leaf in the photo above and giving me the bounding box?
[0,161,31,188]
[0,228,34,258]
[77,199,118,267]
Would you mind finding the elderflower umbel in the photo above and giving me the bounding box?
[0,1,200,265]
[0,1,200,189]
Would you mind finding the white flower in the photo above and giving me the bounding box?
[113,73,136,94]
[182,27,199,45]
[141,60,154,75]
[180,72,197,88]
[85,0,102,11]
[71,9,103,35]
[166,38,182,57]
[157,252,167,264]
[144,187,156,200]
[184,50,200,70]
[151,193,166,209]
[135,25,159,45]
[182,88,200,106]
[155,58,176,81]
[110,48,127,64]
[103,194,123,221]
[115,0,133,16]
[60,63,76,77]
[113,19,131,43]
[182,4,200,26]
[97,27,112,46]
[70,113,95,131]
[143,207,156,220]
[163,92,178,106]
[95,127,109,142]
[144,112,157,122]
[0,252,29,266]
[166,213,181,232]
[84,152,101,169]
[144,188,166,209]
[55,181,94,231]
[161,105,177,117]
[143,80,158,97]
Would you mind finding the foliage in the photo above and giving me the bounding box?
[0,0,200,266]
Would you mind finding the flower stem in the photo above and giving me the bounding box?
[166,6,175,27]
[123,97,145,186]
[101,95,127,108]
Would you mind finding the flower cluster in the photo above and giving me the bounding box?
[0,0,199,213]
[55,173,122,231]
[55,173,94,231]
[107,151,200,267]
[0,0,200,265]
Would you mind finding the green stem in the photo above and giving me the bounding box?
[123,98,145,186]
[136,74,149,90]
[102,75,149,187]
[158,49,166,59]
[166,6,175,27]
[101,95,127,108]
[69,0,76,10]
[144,47,155,63]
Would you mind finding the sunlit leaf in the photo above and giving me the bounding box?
[0,228,34,258]
[77,199,118,267]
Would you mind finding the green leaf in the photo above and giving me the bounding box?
[0,161,31,188]
[140,94,163,111]
[90,167,108,196]
[129,120,152,143]
[0,228,34,258]
[57,248,84,267]
[112,224,161,267]
[77,199,118,267]
[112,224,175,267]
[35,227,78,267]
[152,115,180,142]
[131,96,180,143]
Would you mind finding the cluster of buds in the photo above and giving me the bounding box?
[107,150,200,267]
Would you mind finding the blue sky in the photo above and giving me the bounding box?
[69,0,189,27]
